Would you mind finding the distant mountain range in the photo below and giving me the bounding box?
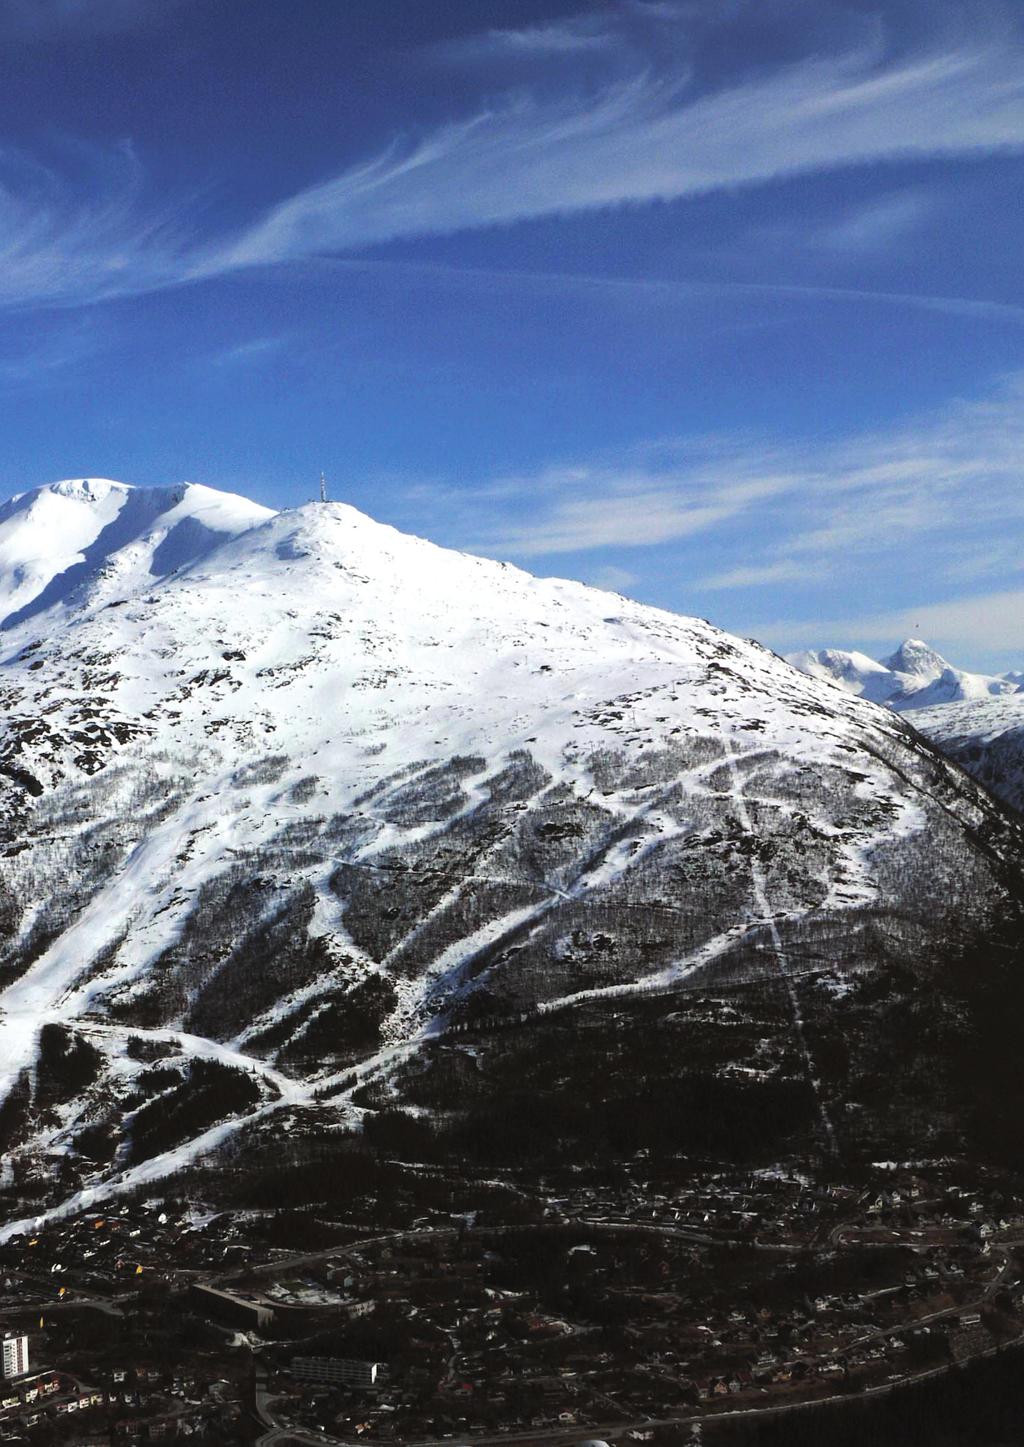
[0,480,1022,1235]
[787,638,1022,712]
[787,639,1024,813]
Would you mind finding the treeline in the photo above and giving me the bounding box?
[128,1058,260,1165]
[35,1022,102,1110]
[361,1068,819,1168]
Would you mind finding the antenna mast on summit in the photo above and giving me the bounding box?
[319,471,328,504]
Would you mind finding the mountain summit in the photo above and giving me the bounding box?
[0,478,272,635]
[787,637,1024,811]
[788,638,1020,712]
[882,637,951,680]
[0,483,1022,1235]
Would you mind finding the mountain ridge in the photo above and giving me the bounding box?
[787,638,1020,712]
[913,692,1024,815]
[0,481,1021,1235]
[788,637,1024,812]
[0,477,273,638]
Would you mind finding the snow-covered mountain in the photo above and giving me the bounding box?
[1,481,1023,1234]
[913,693,1024,816]
[787,639,1024,812]
[787,638,1021,712]
[0,477,272,634]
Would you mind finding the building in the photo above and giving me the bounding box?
[1,1337,29,1380]
[190,1284,274,1331]
[292,1357,383,1388]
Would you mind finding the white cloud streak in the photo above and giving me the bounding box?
[0,0,186,38]
[433,16,616,61]
[584,563,640,593]
[428,372,1024,591]
[277,254,1024,326]
[5,5,1024,308]
[218,32,1024,271]
[811,191,933,254]
[453,456,794,557]
[700,559,818,590]
[0,315,102,387]
[207,335,287,368]
[0,140,200,308]
[408,369,1024,659]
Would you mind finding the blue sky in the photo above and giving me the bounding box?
[2,0,1023,668]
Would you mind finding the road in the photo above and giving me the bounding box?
[253,1365,347,1447]
[225,1213,800,1291]
[0,1295,123,1319]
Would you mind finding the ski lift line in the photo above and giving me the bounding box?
[719,734,839,1158]
[537,963,845,1014]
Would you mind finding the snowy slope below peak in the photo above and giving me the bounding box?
[0,477,273,639]
[0,488,1022,1234]
[0,499,932,798]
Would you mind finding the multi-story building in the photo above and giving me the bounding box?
[1,1337,29,1380]
[292,1357,383,1388]
[190,1284,275,1331]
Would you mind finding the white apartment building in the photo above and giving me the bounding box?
[1,1336,29,1380]
[292,1357,382,1388]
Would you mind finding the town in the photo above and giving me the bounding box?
[1,1155,1023,1445]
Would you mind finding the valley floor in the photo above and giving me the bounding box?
[1,1153,1023,1445]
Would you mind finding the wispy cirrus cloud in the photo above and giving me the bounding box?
[748,188,936,262]
[279,254,1024,327]
[701,559,819,590]
[810,191,933,255]
[432,14,617,62]
[444,450,797,557]
[219,26,1024,271]
[0,314,104,387]
[391,368,1024,660]
[412,371,1024,608]
[0,139,201,308]
[5,2,1024,309]
[583,563,640,593]
[207,335,288,368]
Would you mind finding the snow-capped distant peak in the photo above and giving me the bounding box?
[788,647,891,682]
[882,638,951,681]
[787,638,1023,715]
[785,647,903,706]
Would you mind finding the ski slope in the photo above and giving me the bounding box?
[0,481,1019,1226]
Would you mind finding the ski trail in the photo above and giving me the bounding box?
[720,734,839,1157]
[80,1022,312,1106]
[0,1098,285,1245]
[537,923,752,1015]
